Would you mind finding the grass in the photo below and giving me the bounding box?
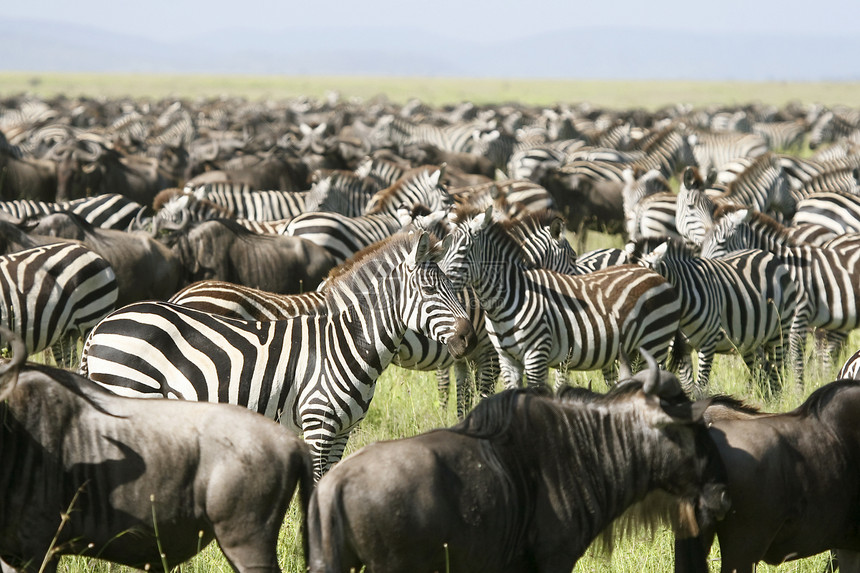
[3,72,860,109]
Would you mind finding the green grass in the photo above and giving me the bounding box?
[3,72,860,109]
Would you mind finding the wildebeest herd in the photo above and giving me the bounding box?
[2,93,860,572]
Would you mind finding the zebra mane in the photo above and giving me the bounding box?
[322,231,442,295]
[714,204,794,243]
[638,124,679,154]
[365,164,447,214]
[714,153,777,194]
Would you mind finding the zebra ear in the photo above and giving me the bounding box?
[682,167,699,190]
[435,233,454,261]
[644,242,668,266]
[406,231,431,268]
[728,208,752,226]
[433,164,446,186]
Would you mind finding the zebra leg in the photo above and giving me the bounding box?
[498,352,525,390]
[675,352,697,396]
[452,359,474,420]
[523,350,550,389]
[436,366,451,410]
[474,351,500,399]
[695,347,716,395]
[823,330,848,373]
[601,363,618,387]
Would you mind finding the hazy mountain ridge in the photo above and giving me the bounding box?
[2,18,857,80]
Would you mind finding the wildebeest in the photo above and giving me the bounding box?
[675,381,860,573]
[159,218,338,293]
[307,350,727,573]
[23,211,184,306]
[0,326,313,572]
[0,141,57,202]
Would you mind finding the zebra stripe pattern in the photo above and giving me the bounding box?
[0,243,118,361]
[701,207,860,375]
[80,231,475,478]
[363,165,453,216]
[0,193,150,230]
[628,239,798,393]
[440,209,681,389]
[185,182,310,221]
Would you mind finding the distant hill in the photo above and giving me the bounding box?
[2,18,858,81]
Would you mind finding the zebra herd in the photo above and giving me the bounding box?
[2,93,860,485]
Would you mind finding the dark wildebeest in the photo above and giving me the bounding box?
[0,327,313,572]
[159,218,338,294]
[51,136,170,205]
[23,211,184,306]
[307,350,728,573]
[0,142,57,202]
[674,383,860,573]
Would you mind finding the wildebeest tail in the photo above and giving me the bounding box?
[0,325,27,402]
[306,481,353,573]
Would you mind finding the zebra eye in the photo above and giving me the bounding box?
[421,284,436,295]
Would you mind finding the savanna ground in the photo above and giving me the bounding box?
[6,73,858,572]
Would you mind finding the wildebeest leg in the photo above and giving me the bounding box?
[836,549,860,573]
[716,527,777,573]
[674,535,712,573]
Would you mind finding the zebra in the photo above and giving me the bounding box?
[0,242,118,366]
[353,155,407,189]
[751,119,807,152]
[704,153,797,219]
[700,207,860,376]
[303,170,380,216]
[363,165,453,217]
[626,238,798,394]
[621,167,676,241]
[689,130,769,175]
[506,139,585,182]
[284,210,409,264]
[173,209,580,419]
[792,191,860,236]
[183,182,310,221]
[838,348,860,380]
[79,231,476,479]
[808,109,860,150]
[439,207,681,389]
[0,193,150,231]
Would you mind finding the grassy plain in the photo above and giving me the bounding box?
[3,71,860,110]
[10,73,853,571]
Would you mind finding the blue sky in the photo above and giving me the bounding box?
[10,0,860,42]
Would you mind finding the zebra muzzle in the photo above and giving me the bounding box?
[446,317,477,359]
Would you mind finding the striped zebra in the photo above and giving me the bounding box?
[792,192,860,236]
[689,130,769,175]
[363,165,453,216]
[704,153,797,219]
[0,242,118,365]
[173,209,579,419]
[751,119,807,152]
[303,170,380,216]
[0,193,150,230]
[701,207,860,375]
[449,179,556,217]
[809,109,860,150]
[439,208,681,389]
[284,211,407,264]
[837,348,860,380]
[621,168,676,241]
[627,238,798,394]
[79,231,476,479]
[777,155,860,190]
[184,182,310,221]
[353,155,407,189]
[382,115,491,154]
[506,139,585,182]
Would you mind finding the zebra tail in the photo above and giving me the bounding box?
[297,445,315,567]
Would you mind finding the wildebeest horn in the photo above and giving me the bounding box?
[638,348,660,395]
[0,325,26,404]
[617,347,633,381]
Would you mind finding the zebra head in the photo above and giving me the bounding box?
[676,167,717,247]
[700,208,753,258]
[397,231,476,360]
[438,206,495,293]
